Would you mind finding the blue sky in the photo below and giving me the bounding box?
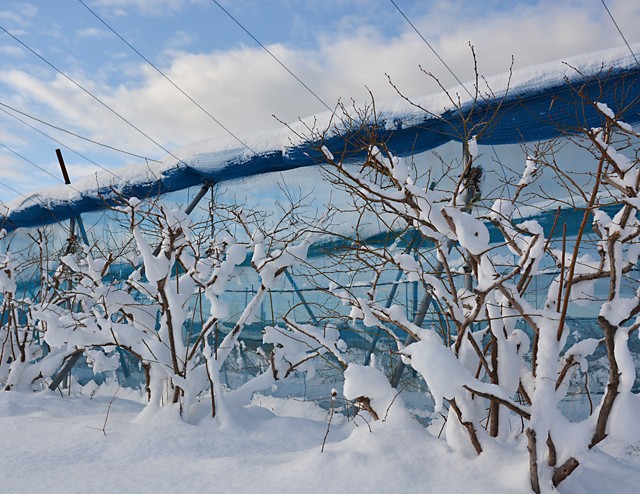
[0,0,638,205]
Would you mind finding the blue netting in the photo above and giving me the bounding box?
[2,64,640,233]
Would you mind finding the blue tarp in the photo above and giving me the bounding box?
[2,58,640,233]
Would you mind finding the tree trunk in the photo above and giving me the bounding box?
[590,316,619,448]
[449,399,482,455]
[526,428,541,494]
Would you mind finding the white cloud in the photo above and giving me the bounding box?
[91,0,207,17]
[0,3,37,27]
[0,155,27,181]
[0,45,25,58]
[163,30,196,52]
[76,27,110,39]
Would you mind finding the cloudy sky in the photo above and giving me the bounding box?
[0,0,638,204]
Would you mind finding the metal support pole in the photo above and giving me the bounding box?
[57,149,77,250]
[364,231,420,366]
[53,149,85,388]
[284,269,318,325]
[363,267,404,366]
[152,180,214,257]
[68,216,77,249]
[49,351,83,391]
[56,149,90,246]
[389,289,433,388]
[390,142,481,388]
[75,215,90,246]
[185,180,215,215]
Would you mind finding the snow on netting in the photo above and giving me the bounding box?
[2,45,640,233]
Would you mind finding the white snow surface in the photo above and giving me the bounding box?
[2,386,640,493]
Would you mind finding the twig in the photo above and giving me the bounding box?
[382,381,409,422]
[321,389,337,453]
[102,385,120,435]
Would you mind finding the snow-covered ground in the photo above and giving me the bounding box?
[2,383,640,494]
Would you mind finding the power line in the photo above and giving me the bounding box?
[76,0,256,155]
[0,100,160,163]
[209,0,335,114]
[389,1,514,195]
[0,140,82,194]
[207,0,334,193]
[0,105,126,183]
[0,24,189,167]
[0,143,100,236]
[600,0,640,68]
[388,0,474,100]
[0,179,29,200]
[0,141,64,184]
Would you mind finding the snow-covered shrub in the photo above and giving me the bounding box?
[0,230,39,390]
[0,197,329,424]
[264,321,346,381]
[0,228,91,392]
[311,85,640,492]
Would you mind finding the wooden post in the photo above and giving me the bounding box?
[56,148,71,185]
[49,149,82,390]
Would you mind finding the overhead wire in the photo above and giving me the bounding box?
[0,179,29,200]
[388,0,474,100]
[0,24,189,167]
[0,100,161,163]
[209,0,335,115]
[0,141,66,185]
[207,0,340,194]
[600,0,640,68]
[0,105,127,182]
[207,0,353,215]
[0,140,83,195]
[76,0,256,155]
[388,0,512,194]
